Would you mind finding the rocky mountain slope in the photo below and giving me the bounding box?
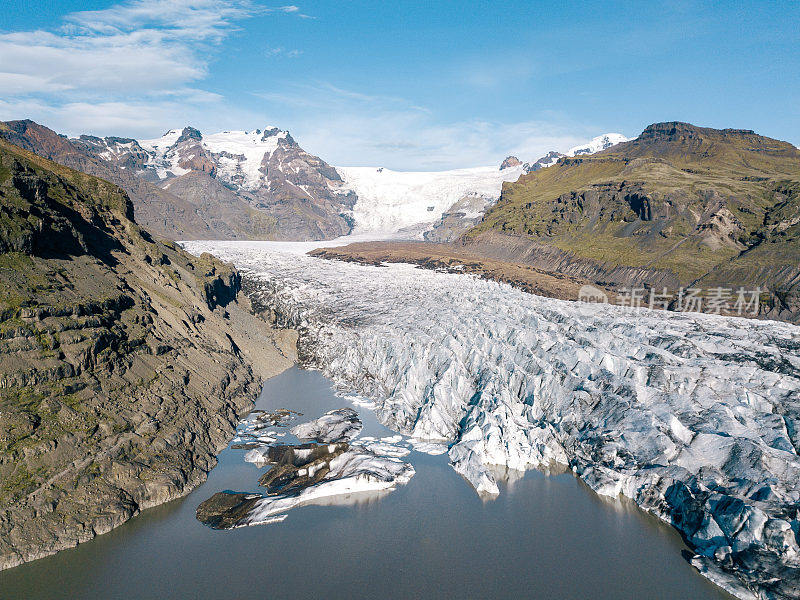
[0,120,355,241]
[500,133,630,175]
[1,119,631,244]
[131,127,357,240]
[0,139,295,570]
[465,122,800,322]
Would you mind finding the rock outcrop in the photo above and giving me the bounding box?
[500,156,522,170]
[423,194,495,242]
[0,139,296,570]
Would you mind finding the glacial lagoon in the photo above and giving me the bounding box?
[0,367,731,599]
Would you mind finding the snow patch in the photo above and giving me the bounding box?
[566,133,628,156]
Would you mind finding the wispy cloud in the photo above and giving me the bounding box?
[253,82,599,170]
[0,1,611,169]
[0,1,260,97]
[458,61,537,89]
[265,46,303,58]
[0,0,314,135]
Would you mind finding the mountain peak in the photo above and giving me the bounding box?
[639,121,762,142]
[500,156,522,170]
[261,127,282,140]
[176,126,202,144]
[567,133,628,157]
[618,122,800,169]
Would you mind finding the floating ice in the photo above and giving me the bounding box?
[291,408,363,442]
[236,448,415,526]
[355,439,411,458]
[199,405,414,529]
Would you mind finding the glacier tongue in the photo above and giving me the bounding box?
[184,240,800,600]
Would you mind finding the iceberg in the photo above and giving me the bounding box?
[199,405,414,528]
[291,407,363,442]
[185,240,800,600]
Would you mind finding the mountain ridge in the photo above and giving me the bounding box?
[0,121,355,241]
[1,119,632,243]
[463,121,800,321]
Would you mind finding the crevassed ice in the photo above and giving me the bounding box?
[184,240,800,599]
[336,165,526,234]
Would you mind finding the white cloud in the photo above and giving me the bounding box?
[265,47,303,58]
[0,2,611,170]
[253,82,599,170]
[0,1,259,97]
[0,94,264,140]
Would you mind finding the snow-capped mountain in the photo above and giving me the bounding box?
[517,133,630,173]
[566,133,628,156]
[74,126,628,241]
[75,126,357,240]
[139,127,291,190]
[340,132,628,240]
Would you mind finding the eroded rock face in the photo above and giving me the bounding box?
[0,141,295,571]
[187,240,800,600]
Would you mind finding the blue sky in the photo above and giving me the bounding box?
[1,0,798,169]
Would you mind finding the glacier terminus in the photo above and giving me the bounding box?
[183,240,800,600]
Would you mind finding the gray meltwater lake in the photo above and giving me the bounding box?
[0,367,733,600]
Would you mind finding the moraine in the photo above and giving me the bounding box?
[183,240,800,600]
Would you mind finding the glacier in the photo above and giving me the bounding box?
[184,240,800,600]
[335,133,628,236]
[336,164,527,234]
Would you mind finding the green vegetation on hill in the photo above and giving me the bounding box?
[467,122,800,318]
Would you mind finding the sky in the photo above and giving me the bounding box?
[1,0,798,170]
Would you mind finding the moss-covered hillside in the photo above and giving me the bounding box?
[466,122,800,319]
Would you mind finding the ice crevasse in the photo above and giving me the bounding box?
[184,241,800,600]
